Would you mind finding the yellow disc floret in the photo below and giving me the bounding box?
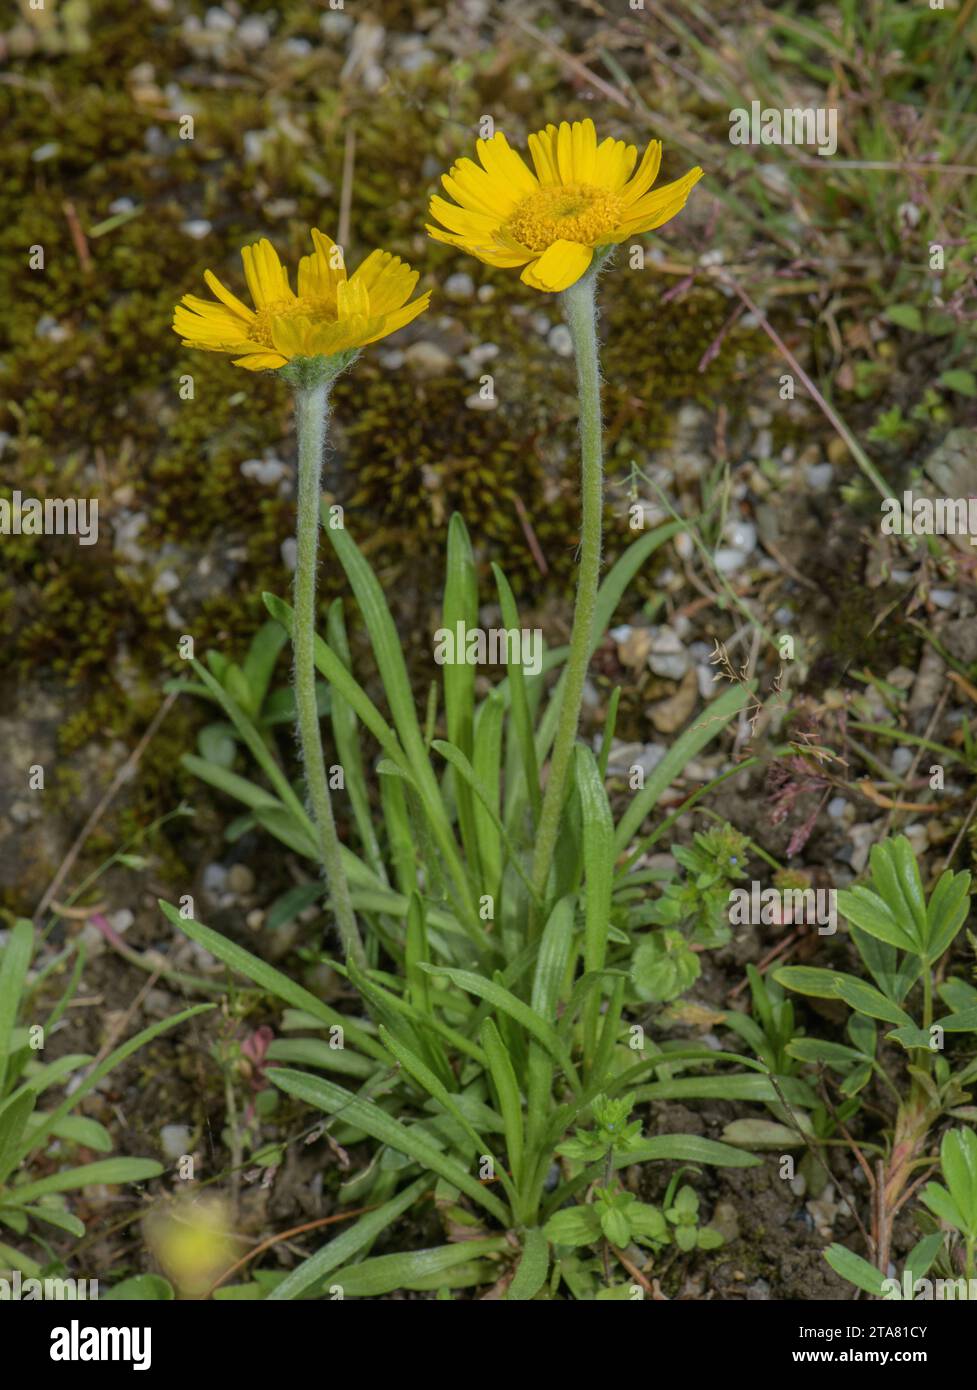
[507,185,623,255]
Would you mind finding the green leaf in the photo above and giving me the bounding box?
[481,1019,524,1193]
[492,563,541,825]
[904,1232,944,1283]
[939,1128,977,1236]
[241,620,288,711]
[268,1068,509,1225]
[263,594,406,767]
[19,1205,85,1237]
[577,745,614,1068]
[720,1119,806,1149]
[327,599,387,882]
[633,1074,815,1108]
[419,965,579,1092]
[886,1024,936,1051]
[472,692,505,897]
[10,1158,162,1204]
[824,1242,888,1296]
[530,897,575,1024]
[919,1182,966,1237]
[159,901,384,1063]
[834,976,914,1027]
[507,1226,549,1300]
[624,1135,761,1167]
[774,965,849,999]
[442,513,481,882]
[600,1205,631,1247]
[631,930,700,1003]
[884,305,923,332]
[102,1274,176,1300]
[925,869,971,963]
[938,369,977,397]
[328,1239,509,1297]
[544,1205,602,1247]
[0,1093,35,1184]
[837,885,915,954]
[613,684,751,852]
[0,920,33,1093]
[537,523,685,769]
[786,1039,864,1069]
[267,1176,430,1301]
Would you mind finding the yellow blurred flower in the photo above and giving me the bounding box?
[173,229,431,371]
[427,118,704,293]
[145,1195,239,1298]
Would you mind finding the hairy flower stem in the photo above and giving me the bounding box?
[293,383,366,969]
[530,270,604,912]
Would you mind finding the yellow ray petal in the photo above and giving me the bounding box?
[429,194,500,239]
[443,159,516,218]
[337,277,371,320]
[203,270,256,323]
[621,167,704,233]
[476,132,539,198]
[351,250,419,315]
[520,239,593,293]
[595,137,638,192]
[556,119,597,184]
[362,291,433,344]
[232,351,289,370]
[620,140,663,206]
[269,314,314,358]
[241,238,292,309]
[298,228,347,299]
[528,125,560,184]
[426,223,530,267]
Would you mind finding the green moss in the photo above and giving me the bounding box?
[0,0,766,910]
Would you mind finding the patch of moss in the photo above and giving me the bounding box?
[0,0,766,912]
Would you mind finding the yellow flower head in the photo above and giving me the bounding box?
[427,118,704,293]
[173,229,431,372]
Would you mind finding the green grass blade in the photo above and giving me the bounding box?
[507,1225,549,1301]
[268,1067,510,1225]
[420,965,579,1093]
[492,562,541,825]
[613,682,751,852]
[442,514,482,883]
[267,1175,430,1300]
[158,901,384,1062]
[327,599,387,882]
[576,746,614,1071]
[481,1018,525,1197]
[472,691,504,902]
[0,920,33,1093]
[10,1158,162,1205]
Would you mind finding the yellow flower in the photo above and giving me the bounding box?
[173,229,431,371]
[427,118,704,293]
